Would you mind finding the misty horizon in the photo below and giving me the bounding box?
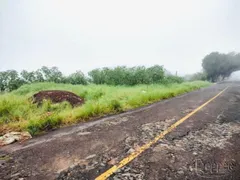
[1,0,240,76]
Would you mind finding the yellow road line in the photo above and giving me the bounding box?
[95,87,229,180]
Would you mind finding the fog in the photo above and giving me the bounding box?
[0,0,240,75]
[228,71,240,81]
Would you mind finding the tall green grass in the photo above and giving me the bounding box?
[0,81,211,135]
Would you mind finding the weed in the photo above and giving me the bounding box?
[0,81,210,134]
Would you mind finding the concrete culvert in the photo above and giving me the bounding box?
[32,90,84,107]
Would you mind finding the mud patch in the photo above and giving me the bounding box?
[32,90,84,107]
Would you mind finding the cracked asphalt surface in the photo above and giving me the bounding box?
[0,81,239,180]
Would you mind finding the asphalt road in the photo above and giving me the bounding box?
[0,81,239,180]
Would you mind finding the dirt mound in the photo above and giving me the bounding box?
[32,90,84,107]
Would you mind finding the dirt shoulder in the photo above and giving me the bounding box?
[1,82,239,180]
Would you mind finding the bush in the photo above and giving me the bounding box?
[161,75,184,84]
[109,100,122,112]
[188,72,207,81]
[27,114,62,135]
[1,65,187,92]
[88,65,165,85]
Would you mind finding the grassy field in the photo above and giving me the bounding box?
[0,81,211,135]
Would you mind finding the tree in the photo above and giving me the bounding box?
[34,69,45,82]
[88,68,106,84]
[66,70,87,85]
[184,72,207,81]
[0,71,7,91]
[40,66,64,83]
[202,52,240,82]
[147,65,164,83]
[21,70,36,83]
[0,70,24,91]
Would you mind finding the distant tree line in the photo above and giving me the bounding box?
[0,66,87,91]
[0,65,183,92]
[88,65,183,85]
[2,51,240,91]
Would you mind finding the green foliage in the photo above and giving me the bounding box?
[0,67,88,92]
[88,65,166,85]
[202,52,240,82]
[147,65,165,83]
[21,70,37,83]
[0,65,186,92]
[65,71,88,85]
[27,114,62,135]
[0,70,25,91]
[0,81,210,135]
[162,75,184,84]
[109,100,122,112]
[185,72,207,81]
[39,66,64,83]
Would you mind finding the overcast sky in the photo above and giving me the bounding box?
[0,0,239,75]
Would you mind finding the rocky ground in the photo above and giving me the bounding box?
[0,81,239,180]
